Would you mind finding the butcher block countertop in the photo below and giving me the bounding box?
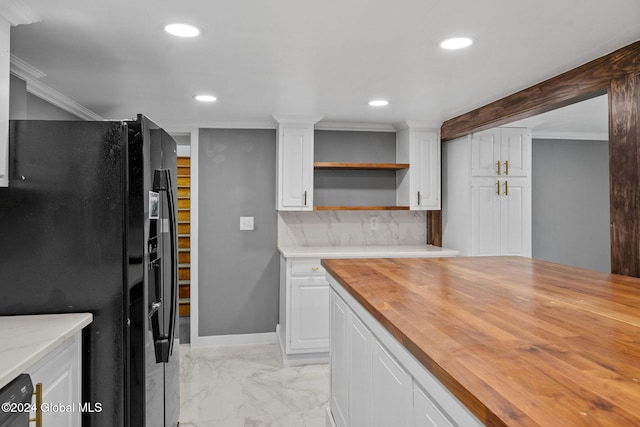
[321,256,640,427]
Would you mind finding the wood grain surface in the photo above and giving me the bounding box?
[313,161,410,170]
[322,256,640,426]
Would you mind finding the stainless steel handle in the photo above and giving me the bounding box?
[149,301,161,318]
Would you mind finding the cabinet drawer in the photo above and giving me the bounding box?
[290,259,326,275]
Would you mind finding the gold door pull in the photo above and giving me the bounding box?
[505,160,509,175]
[30,382,42,427]
[303,190,307,206]
[504,180,509,196]
[496,180,501,195]
[311,266,319,272]
[496,160,501,175]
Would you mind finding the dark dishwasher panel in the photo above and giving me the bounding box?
[0,374,33,427]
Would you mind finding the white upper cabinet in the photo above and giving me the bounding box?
[472,128,530,177]
[0,5,41,187]
[274,115,321,211]
[0,20,9,187]
[395,121,441,210]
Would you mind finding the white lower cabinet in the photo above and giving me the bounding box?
[413,382,454,427]
[26,333,82,427]
[329,292,349,427]
[329,286,483,427]
[278,256,330,365]
[371,340,412,427]
[348,314,372,427]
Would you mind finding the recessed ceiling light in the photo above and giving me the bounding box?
[440,37,473,50]
[369,100,389,107]
[194,94,217,102]
[165,23,200,37]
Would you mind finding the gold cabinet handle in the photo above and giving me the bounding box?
[303,190,307,206]
[496,180,501,195]
[311,266,319,272]
[496,160,501,175]
[505,160,509,175]
[30,382,43,427]
[504,180,509,196]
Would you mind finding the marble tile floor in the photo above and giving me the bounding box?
[179,343,330,427]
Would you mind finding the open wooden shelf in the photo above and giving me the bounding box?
[314,205,410,211]
[314,161,409,170]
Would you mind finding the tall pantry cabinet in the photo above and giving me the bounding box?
[443,128,532,257]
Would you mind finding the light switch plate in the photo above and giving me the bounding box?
[240,216,254,231]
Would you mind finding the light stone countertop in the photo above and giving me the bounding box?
[278,244,459,259]
[0,313,92,389]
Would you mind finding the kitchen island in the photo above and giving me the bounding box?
[322,256,640,426]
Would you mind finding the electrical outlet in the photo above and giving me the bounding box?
[370,216,379,231]
[240,216,254,231]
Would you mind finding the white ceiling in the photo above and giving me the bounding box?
[7,0,640,132]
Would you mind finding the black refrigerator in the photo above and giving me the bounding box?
[0,115,180,427]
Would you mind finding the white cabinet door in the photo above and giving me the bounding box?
[330,292,349,427]
[349,313,373,427]
[413,382,455,427]
[395,123,441,211]
[371,340,412,427]
[26,334,82,427]
[472,128,530,177]
[500,178,531,257]
[290,276,330,351]
[412,130,441,210]
[471,129,501,177]
[472,177,531,257]
[471,178,501,256]
[276,124,314,210]
[500,128,530,177]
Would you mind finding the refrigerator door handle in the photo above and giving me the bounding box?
[152,169,178,363]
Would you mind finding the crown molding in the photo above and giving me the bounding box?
[26,79,104,121]
[10,54,104,121]
[532,130,608,141]
[392,120,442,131]
[272,114,323,125]
[0,0,41,25]
[315,121,395,132]
[9,54,45,80]
[160,120,277,132]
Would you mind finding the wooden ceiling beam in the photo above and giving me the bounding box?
[435,40,640,277]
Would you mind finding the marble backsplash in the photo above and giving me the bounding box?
[278,210,427,247]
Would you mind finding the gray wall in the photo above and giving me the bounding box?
[314,130,397,206]
[10,74,82,120]
[198,129,279,336]
[532,138,610,272]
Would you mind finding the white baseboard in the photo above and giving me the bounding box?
[276,324,329,366]
[191,331,277,348]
